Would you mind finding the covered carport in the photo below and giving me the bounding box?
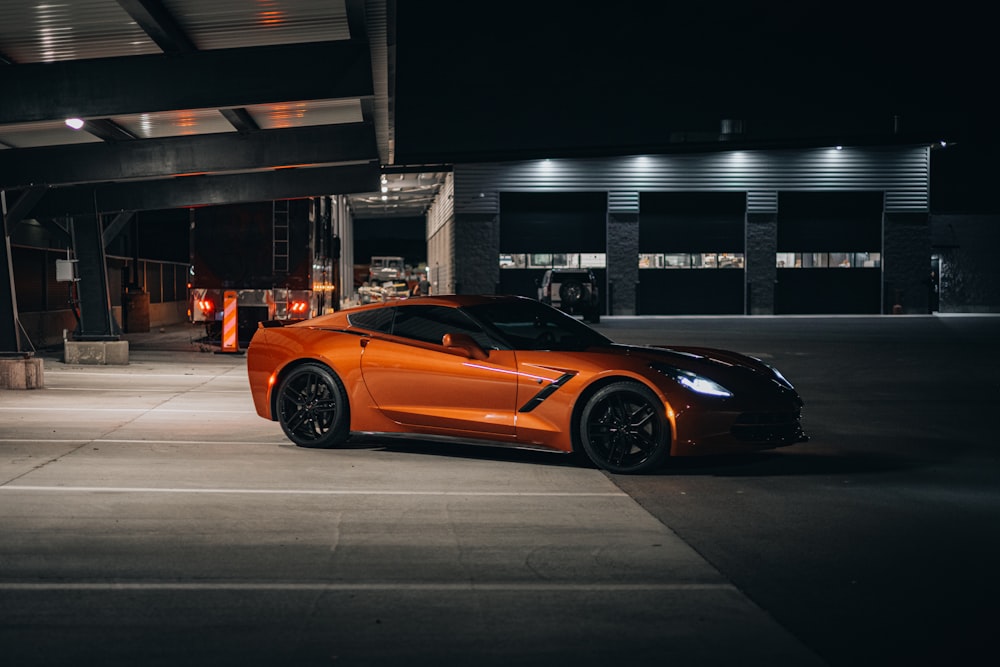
[0,0,447,383]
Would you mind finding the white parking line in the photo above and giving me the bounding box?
[0,581,734,592]
[0,439,280,445]
[0,407,254,414]
[40,388,249,393]
[0,485,627,497]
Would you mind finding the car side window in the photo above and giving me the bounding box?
[347,307,394,333]
[390,305,496,349]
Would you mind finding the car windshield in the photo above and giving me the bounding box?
[463,299,612,351]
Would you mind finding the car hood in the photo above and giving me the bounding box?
[604,343,801,402]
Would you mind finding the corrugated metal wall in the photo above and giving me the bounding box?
[426,172,455,294]
[331,194,354,309]
[454,146,930,215]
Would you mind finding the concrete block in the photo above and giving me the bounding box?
[0,357,45,389]
[64,340,130,365]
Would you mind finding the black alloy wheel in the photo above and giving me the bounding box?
[579,381,669,474]
[276,363,349,448]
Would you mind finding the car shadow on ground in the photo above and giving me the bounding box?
[339,434,941,478]
[347,435,585,469]
[649,444,929,478]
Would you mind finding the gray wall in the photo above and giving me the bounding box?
[932,214,1000,313]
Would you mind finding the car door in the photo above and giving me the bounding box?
[359,304,518,436]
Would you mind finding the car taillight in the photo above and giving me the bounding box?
[289,300,309,315]
[197,299,215,315]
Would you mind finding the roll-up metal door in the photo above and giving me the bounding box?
[776,192,883,314]
[638,192,746,314]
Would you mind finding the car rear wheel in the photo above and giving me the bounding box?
[276,363,349,448]
[579,381,669,474]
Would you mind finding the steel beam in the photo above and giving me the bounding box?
[116,0,197,54]
[0,41,373,125]
[102,211,136,247]
[27,163,380,217]
[0,123,378,188]
[2,186,49,229]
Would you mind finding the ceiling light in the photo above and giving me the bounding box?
[65,118,84,130]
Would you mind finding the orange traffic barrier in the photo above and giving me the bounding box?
[220,290,240,353]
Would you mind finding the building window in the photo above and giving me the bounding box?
[776,252,881,268]
[500,253,606,269]
[639,253,745,269]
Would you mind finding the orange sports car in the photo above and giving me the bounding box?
[247,295,806,474]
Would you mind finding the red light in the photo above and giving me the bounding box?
[198,299,215,315]
[290,300,308,314]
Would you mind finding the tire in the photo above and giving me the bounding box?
[275,363,350,448]
[559,280,584,306]
[578,381,670,474]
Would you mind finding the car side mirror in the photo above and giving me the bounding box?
[442,333,489,361]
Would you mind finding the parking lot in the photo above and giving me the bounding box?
[2,315,998,666]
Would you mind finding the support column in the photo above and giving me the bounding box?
[453,213,499,295]
[1,190,45,387]
[883,212,930,314]
[1,193,22,354]
[69,214,121,340]
[746,212,778,314]
[64,214,128,365]
[607,212,639,315]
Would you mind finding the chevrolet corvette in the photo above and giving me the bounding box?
[247,295,806,474]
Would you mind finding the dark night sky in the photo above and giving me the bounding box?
[393,2,995,212]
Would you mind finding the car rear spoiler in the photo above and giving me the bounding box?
[257,319,306,329]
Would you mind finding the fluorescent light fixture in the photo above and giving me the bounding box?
[65,118,85,130]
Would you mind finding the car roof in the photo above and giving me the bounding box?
[298,294,536,328]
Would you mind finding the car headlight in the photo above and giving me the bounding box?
[651,363,733,398]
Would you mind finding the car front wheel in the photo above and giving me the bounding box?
[579,381,669,474]
[275,363,349,448]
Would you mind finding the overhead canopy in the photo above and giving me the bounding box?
[0,0,446,219]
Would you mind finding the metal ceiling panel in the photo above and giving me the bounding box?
[0,121,103,149]
[245,99,364,130]
[163,0,351,50]
[112,109,237,138]
[0,0,161,63]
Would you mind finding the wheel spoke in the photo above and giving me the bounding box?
[285,406,309,433]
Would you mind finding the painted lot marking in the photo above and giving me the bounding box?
[0,485,626,498]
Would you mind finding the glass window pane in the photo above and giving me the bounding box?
[830,252,851,268]
[530,254,551,268]
[663,253,690,268]
[856,252,881,267]
[720,253,744,269]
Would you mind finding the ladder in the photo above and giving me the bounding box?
[273,200,289,274]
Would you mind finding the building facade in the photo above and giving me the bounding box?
[428,145,936,315]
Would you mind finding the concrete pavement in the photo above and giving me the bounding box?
[0,324,823,666]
